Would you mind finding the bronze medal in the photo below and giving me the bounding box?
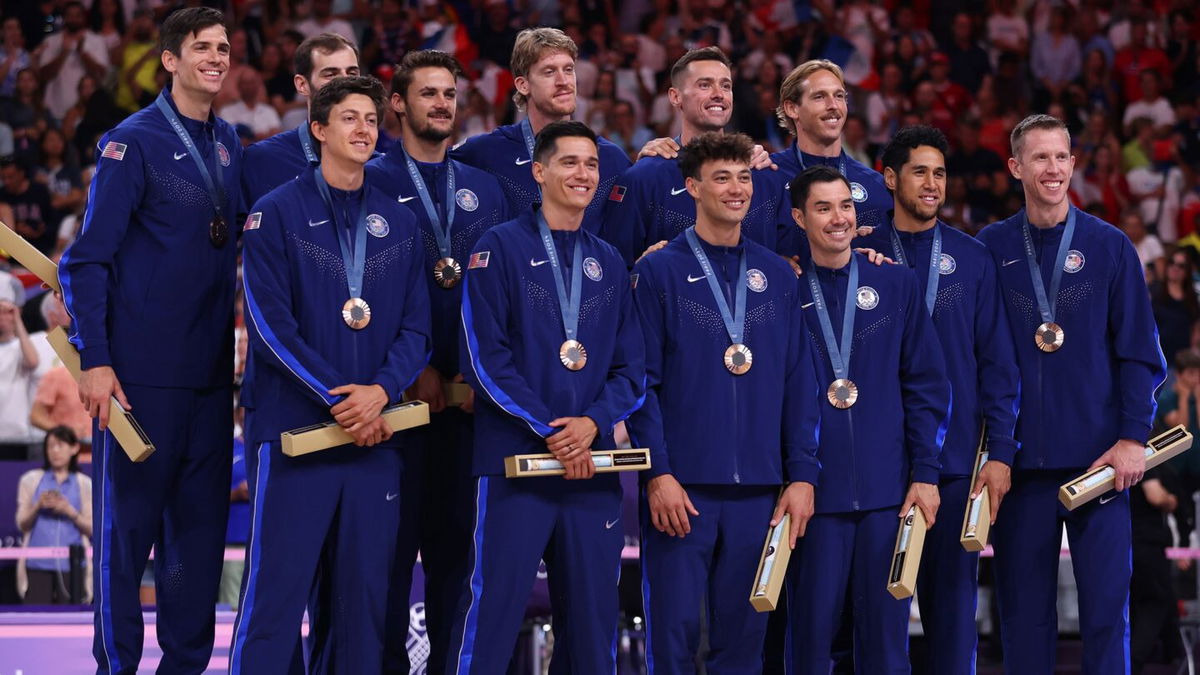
[827,378,858,409]
[723,343,753,375]
[559,339,587,370]
[210,214,228,247]
[1034,321,1064,353]
[342,297,371,330]
[433,257,463,289]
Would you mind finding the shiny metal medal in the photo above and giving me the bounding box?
[1034,321,1064,353]
[342,297,371,330]
[433,257,462,289]
[723,343,753,375]
[210,214,228,247]
[559,339,587,371]
[827,378,858,409]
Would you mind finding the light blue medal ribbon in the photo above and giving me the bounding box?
[521,118,541,197]
[400,146,460,287]
[155,90,226,226]
[795,145,847,177]
[298,123,319,164]
[536,212,585,368]
[1021,207,1076,352]
[889,223,942,316]
[807,256,860,407]
[314,169,371,328]
[684,227,751,374]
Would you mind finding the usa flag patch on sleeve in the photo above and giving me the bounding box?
[608,185,627,202]
[468,251,491,269]
[100,141,127,161]
[244,212,262,231]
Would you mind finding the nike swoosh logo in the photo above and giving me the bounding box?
[397,196,416,203]
[801,302,815,309]
[605,518,619,529]
[687,274,707,283]
[174,152,187,160]
[515,158,532,166]
[1002,259,1019,267]
[386,492,400,501]
[1099,494,1118,505]
[530,259,549,267]
[670,187,687,195]
[309,219,330,227]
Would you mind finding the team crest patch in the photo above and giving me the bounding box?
[631,273,639,289]
[100,141,127,161]
[216,142,231,167]
[746,268,768,292]
[850,182,867,203]
[938,253,956,275]
[856,285,879,310]
[609,185,627,203]
[1064,250,1085,273]
[455,188,480,212]
[366,214,389,238]
[244,212,262,231]
[584,257,603,282]
[468,251,490,269]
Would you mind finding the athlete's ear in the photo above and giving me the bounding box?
[161,48,178,75]
[791,207,806,230]
[295,74,311,100]
[310,119,327,144]
[685,175,699,200]
[883,166,897,192]
[532,159,545,186]
[390,92,406,116]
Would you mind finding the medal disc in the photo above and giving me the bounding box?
[827,378,858,409]
[433,257,463,289]
[1034,321,1064,353]
[210,214,228,247]
[723,343,753,375]
[342,297,371,330]
[559,339,587,371]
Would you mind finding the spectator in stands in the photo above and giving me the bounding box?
[1030,5,1081,107]
[113,9,159,114]
[361,0,418,73]
[1124,210,1166,276]
[215,27,254,111]
[986,0,1030,65]
[1168,11,1198,91]
[1074,143,1130,224]
[1,68,52,166]
[0,281,39,460]
[296,0,357,47]
[1113,15,1171,104]
[865,61,907,148]
[605,98,654,160]
[0,17,31,98]
[891,33,926,92]
[991,51,1032,115]
[1153,248,1200,366]
[1129,463,1184,674]
[842,114,870,166]
[927,51,972,126]
[34,128,84,223]
[1075,9,1114,68]
[15,425,92,604]
[944,12,990,94]
[29,292,88,446]
[1123,70,1176,136]
[61,73,124,166]
[31,1,109,121]
[0,159,56,257]
[882,4,936,63]
[1078,47,1119,116]
[456,87,495,141]
[219,69,282,141]
[89,0,125,60]
[1123,116,1156,172]
[948,116,1007,223]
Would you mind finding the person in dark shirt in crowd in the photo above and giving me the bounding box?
[1152,248,1200,367]
[0,159,56,256]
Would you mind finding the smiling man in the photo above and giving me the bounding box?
[451,120,645,673]
[977,114,1167,674]
[230,75,431,673]
[451,28,631,233]
[600,48,790,266]
[57,7,242,673]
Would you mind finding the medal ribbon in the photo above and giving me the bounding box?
[155,90,225,222]
[807,256,858,381]
[400,145,456,261]
[1021,206,1076,326]
[298,122,319,164]
[314,169,370,301]
[520,118,542,197]
[684,226,748,346]
[795,145,847,178]
[536,212,583,342]
[889,223,942,316]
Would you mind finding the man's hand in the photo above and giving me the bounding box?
[329,383,388,432]
[561,452,596,480]
[853,247,893,266]
[347,415,393,447]
[546,416,599,459]
[749,144,778,170]
[636,240,668,263]
[771,481,815,549]
[637,136,680,160]
[783,254,804,277]
[406,366,446,413]
[230,481,250,502]
[1088,438,1146,492]
[453,374,474,414]
[78,366,131,431]
[646,473,699,537]
[972,460,1011,525]
[900,482,940,526]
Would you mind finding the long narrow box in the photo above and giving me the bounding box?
[960,433,991,552]
[46,327,154,462]
[887,505,928,600]
[0,222,60,292]
[281,400,430,456]
[749,514,792,612]
[1058,425,1193,510]
[503,448,651,478]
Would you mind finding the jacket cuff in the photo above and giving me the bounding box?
[372,373,401,404]
[984,436,1019,467]
[583,409,612,440]
[785,458,820,486]
[78,344,112,371]
[910,464,941,485]
[1118,419,1152,446]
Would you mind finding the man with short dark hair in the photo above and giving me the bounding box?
[32,1,109,119]
[0,160,55,256]
[231,75,430,673]
[628,131,820,671]
[57,7,241,672]
[449,120,645,673]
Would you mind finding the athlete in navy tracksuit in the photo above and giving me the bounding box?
[784,166,951,673]
[627,133,821,672]
[856,126,1021,674]
[230,77,432,674]
[58,10,240,673]
[364,50,509,675]
[449,121,645,674]
[977,116,1166,674]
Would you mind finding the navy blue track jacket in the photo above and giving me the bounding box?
[59,90,241,388]
[459,208,646,476]
[977,207,1166,469]
[857,220,1021,473]
[627,232,822,486]
[241,170,432,444]
[241,126,314,209]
